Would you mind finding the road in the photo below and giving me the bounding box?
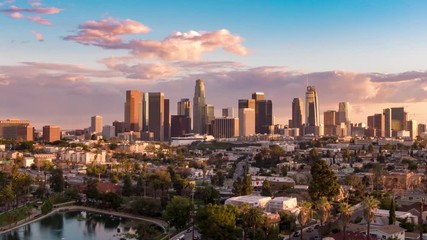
[170,227,201,240]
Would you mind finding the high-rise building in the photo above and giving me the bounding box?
[205,104,215,134]
[171,115,191,137]
[305,86,320,127]
[384,107,406,137]
[113,121,125,136]
[91,115,103,133]
[0,119,32,140]
[43,125,61,142]
[291,98,303,129]
[251,92,273,134]
[148,92,165,141]
[239,108,255,137]
[193,79,207,134]
[324,110,336,136]
[142,92,149,131]
[212,118,239,138]
[164,99,170,141]
[222,107,234,118]
[406,120,418,139]
[102,125,115,140]
[337,102,350,125]
[418,123,426,137]
[177,98,191,117]
[124,90,142,132]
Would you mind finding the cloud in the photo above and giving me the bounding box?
[64,17,150,47]
[31,30,43,41]
[1,5,62,14]
[7,11,22,18]
[28,0,42,6]
[65,18,248,61]
[28,16,51,25]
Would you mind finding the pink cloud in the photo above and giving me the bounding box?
[64,17,150,47]
[28,16,51,25]
[31,30,43,41]
[65,18,248,61]
[8,11,22,18]
[28,0,42,6]
[2,5,62,14]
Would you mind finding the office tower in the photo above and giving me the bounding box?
[305,86,320,126]
[91,115,103,133]
[142,92,149,131]
[251,92,273,134]
[113,121,126,136]
[238,99,256,110]
[164,99,170,141]
[15,126,34,141]
[193,79,207,134]
[171,115,191,137]
[148,93,165,141]
[384,107,406,137]
[383,108,392,137]
[239,108,255,137]
[406,120,418,139]
[102,125,116,140]
[43,125,61,142]
[222,107,234,118]
[418,123,426,137]
[205,104,215,134]
[212,118,239,138]
[373,114,385,137]
[324,110,336,136]
[337,102,350,124]
[0,119,31,140]
[177,98,191,117]
[124,90,143,132]
[291,98,303,129]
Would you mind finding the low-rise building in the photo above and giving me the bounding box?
[267,197,298,214]
[225,195,272,209]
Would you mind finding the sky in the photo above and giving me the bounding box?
[1,0,427,129]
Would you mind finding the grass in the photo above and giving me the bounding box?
[0,205,33,227]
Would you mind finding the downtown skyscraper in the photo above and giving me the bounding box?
[305,86,320,127]
[291,97,303,129]
[124,90,142,132]
[193,79,207,134]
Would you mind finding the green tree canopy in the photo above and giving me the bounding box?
[196,204,240,240]
[308,160,340,201]
[50,168,65,193]
[163,196,192,229]
[261,180,272,197]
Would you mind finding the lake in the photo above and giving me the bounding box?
[0,211,138,240]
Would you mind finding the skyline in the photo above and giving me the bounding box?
[1,0,427,128]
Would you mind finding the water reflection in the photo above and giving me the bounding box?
[0,211,134,240]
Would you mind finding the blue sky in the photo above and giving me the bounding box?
[1,0,427,128]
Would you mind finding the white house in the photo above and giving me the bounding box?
[267,197,298,214]
[225,195,272,209]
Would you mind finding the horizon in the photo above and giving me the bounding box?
[1,0,427,129]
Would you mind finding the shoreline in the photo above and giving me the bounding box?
[0,205,167,235]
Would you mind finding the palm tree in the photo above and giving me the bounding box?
[339,202,353,240]
[316,197,332,229]
[363,196,380,240]
[242,206,265,239]
[297,201,312,240]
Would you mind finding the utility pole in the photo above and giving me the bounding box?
[192,187,195,240]
[421,198,425,240]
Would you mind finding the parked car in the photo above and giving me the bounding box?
[307,227,313,232]
[293,231,300,237]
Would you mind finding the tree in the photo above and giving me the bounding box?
[195,184,220,204]
[41,199,53,214]
[242,205,265,239]
[261,180,272,197]
[163,196,191,229]
[242,174,253,195]
[363,196,380,240]
[345,174,365,203]
[122,175,132,197]
[232,177,243,196]
[389,198,396,225]
[316,197,332,232]
[85,179,99,200]
[278,210,296,236]
[339,202,353,240]
[50,168,64,193]
[308,160,340,201]
[196,204,240,240]
[297,201,312,240]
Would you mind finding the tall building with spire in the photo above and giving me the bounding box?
[291,98,303,129]
[305,86,319,127]
[193,79,206,134]
[124,90,142,132]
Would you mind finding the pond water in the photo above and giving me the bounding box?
[0,211,138,240]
